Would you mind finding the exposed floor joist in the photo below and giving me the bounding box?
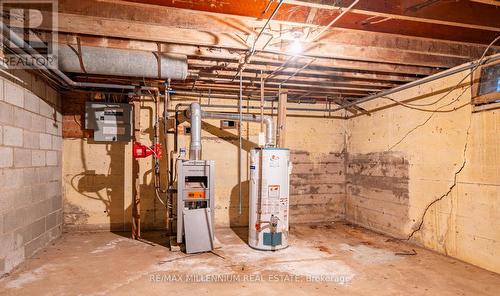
[23,0,500,109]
[119,0,500,43]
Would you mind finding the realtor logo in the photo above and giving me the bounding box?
[0,0,57,69]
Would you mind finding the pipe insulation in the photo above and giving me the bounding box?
[58,45,188,80]
[185,103,274,160]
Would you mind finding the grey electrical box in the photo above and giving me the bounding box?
[85,102,133,142]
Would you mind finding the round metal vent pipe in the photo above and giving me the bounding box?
[58,45,188,80]
[185,102,274,160]
[188,102,203,160]
[201,111,274,146]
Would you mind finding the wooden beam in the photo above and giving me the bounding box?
[187,60,421,82]
[54,31,426,82]
[131,98,141,239]
[190,73,393,91]
[50,32,438,76]
[284,0,500,32]
[171,84,368,98]
[48,12,467,68]
[197,71,400,88]
[187,57,436,76]
[470,0,500,6]
[58,0,498,59]
[116,0,500,44]
[315,28,496,59]
[184,78,382,93]
[68,74,370,98]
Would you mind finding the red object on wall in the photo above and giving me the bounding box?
[133,142,162,159]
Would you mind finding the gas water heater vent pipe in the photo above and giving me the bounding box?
[201,112,274,146]
[185,102,274,160]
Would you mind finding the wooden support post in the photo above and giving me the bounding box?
[276,90,287,148]
[131,97,141,239]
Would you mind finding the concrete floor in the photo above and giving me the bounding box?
[1,223,499,295]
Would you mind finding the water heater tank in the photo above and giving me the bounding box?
[249,148,291,250]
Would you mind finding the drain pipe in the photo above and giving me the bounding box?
[184,103,274,159]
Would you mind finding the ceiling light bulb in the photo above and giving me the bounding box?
[290,39,302,55]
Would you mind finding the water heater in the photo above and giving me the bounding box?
[249,148,292,250]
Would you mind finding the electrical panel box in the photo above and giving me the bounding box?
[85,102,133,142]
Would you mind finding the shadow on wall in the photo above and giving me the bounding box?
[63,97,171,236]
[229,180,250,243]
[65,98,265,239]
[201,120,254,243]
[66,140,129,233]
[201,121,256,152]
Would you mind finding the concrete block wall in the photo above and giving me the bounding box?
[0,73,62,275]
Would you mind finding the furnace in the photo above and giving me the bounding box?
[176,159,215,253]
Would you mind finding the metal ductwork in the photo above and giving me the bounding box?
[188,102,203,160]
[201,111,274,146]
[185,103,274,160]
[58,45,188,80]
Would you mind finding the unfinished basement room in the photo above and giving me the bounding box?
[0,0,499,295]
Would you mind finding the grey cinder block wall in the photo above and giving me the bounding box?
[0,72,63,275]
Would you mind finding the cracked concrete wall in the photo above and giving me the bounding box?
[346,66,500,274]
[0,72,63,275]
[61,95,347,231]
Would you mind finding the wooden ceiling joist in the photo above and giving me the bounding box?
[48,13,470,69]
[285,0,500,31]
[118,0,500,44]
[26,0,499,105]
[54,1,499,58]
[51,33,439,77]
